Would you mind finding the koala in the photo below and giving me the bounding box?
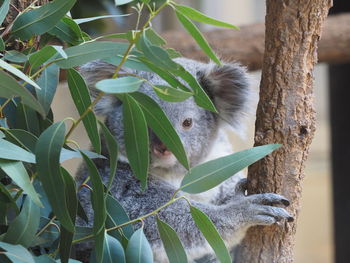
[75,58,293,263]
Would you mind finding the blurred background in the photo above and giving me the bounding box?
[52,0,350,262]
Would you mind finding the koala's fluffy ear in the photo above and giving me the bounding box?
[197,62,256,129]
[79,60,121,115]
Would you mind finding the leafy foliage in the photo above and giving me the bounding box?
[0,1,279,262]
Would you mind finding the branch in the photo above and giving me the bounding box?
[163,13,348,70]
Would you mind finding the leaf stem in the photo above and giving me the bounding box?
[72,195,188,245]
[36,216,57,237]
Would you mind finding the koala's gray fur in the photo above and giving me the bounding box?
[75,58,293,263]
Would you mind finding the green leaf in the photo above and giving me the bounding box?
[60,168,77,263]
[156,218,188,263]
[153,85,193,102]
[166,48,182,59]
[15,103,40,136]
[171,66,217,113]
[105,194,133,240]
[125,228,153,263]
[190,206,231,263]
[0,160,43,207]
[181,144,281,194]
[175,10,221,65]
[0,242,35,263]
[60,148,105,163]
[36,64,59,115]
[11,0,77,40]
[0,0,10,25]
[95,77,144,94]
[102,234,126,263]
[102,56,151,72]
[0,37,5,51]
[48,17,83,46]
[130,92,189,170]
[74,14,130,24]
[99,121,118,192]
[35,121,75,232]
[139,32,179,70]
[67,68,101,154]
[121,94,149,190]
[55,41,129,69]
[4,51,28,63]
[3,128,37,152]
[34,255,56,263]
[29,46,57,69]
[145,28,166,46]
[81,152,106,262]
[175,5,238,29]
[4,197,40,248]
[114,0,133,6]
[0,59,41,90]
[0,139,35,163]
[138,58,189,91]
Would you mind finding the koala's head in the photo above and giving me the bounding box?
[80,58,254,176]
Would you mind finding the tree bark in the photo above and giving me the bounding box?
[234,1,332,263]
[163,12,348,70]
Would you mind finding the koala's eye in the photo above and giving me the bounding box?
[182,118,193,129]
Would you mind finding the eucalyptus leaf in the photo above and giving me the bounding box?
[121,94,149,190]
[35,121,75,232]
[11,0,77,40]
[3,197,40,248]
[36,64,59,115]
[0,139,35,163]
[0,160,43,207]
[153,85,193,102]
[95,77,144,94]
[60,148,105,163]
[175,5,238,29]
[114,0,133,6]
[190,206,231,263]
[99,121,118,192]
[126,228,153,263]
[0,0,10,25]
[74,14,130,24]
[29,46,57,69]
[156,218,188,263]
[4,51,28,63]
[67,68,101,153]
[102,56,151,72]
[48,16,83,46]
[81,152,106,262]
[105,194,133,240]
[139,32,179,70]
[0,242,35,263]
[55,41,129,69]
[90,234,126,263]
[60,168,77,263]
[175,10,221,65]
[130,92,189,169]
[0,59,41,90]
[181,145,281,194]
[3,128,37,152]
[0,37,5,51]
[144,28,166,46]
[15,103,40,136]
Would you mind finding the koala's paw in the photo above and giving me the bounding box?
[231,179,294,227]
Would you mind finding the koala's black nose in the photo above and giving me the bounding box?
[149,130,171,157]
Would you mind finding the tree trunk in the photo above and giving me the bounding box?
[235,1,332,263]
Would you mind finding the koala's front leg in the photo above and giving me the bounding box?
[216,179,293,247]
